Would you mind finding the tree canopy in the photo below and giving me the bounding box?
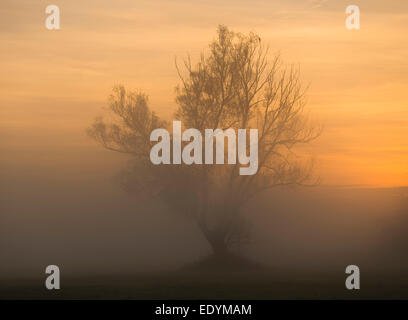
[88,25,320,255]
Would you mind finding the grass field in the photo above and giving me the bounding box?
[2,254,408,299]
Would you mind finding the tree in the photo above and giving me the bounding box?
[88,25,320,256]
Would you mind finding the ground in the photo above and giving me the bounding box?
[2,253,408,299]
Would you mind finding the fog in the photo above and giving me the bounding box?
[1,141,407,280]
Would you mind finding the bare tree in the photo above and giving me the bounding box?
[88,25,320,256]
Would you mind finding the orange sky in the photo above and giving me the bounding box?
[1,0,407,187]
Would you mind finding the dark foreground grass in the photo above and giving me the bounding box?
[1,255,408,299]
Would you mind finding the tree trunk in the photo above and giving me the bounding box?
[207,236,228,257]
[197,219,229,257]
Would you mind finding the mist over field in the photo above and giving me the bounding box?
[1,99,407,298]
[1,145,407,278]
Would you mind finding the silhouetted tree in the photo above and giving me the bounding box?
[88,25,320,256]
